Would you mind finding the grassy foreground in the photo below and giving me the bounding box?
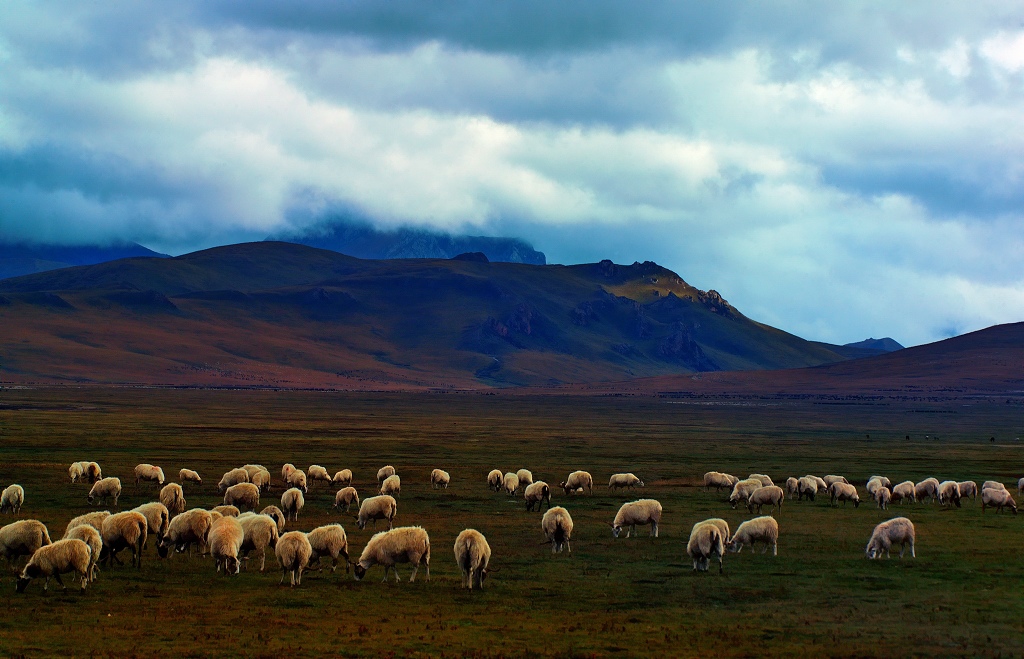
[0,387,1022,657]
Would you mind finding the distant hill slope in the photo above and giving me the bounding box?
[273,221,546,264]
[0,241,167,280]
[0,241,854,388]
[844,337,904,352]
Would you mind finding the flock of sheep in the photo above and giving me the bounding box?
[1,462,1021,593]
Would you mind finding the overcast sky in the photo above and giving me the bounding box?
[2,2,1023,346]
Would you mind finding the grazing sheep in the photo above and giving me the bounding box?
[454,528,491,590]
[541,507,573,554]
[333,487,360,513]
[802,475,828,494]
[281,463,296,481]
[702,518,731,540]
[1,484,25,514]
[516,469,534,486]
[0,519,52,569]
[727,516,779,556]
[332,469,353,487]
[65,511,110,537]
[69,462,85,483]
[286,470,308,493]
[134,464,165,489]
[237,512,279,572]
[208,510,224,522]
[64,525,101,583]
[785,477,800,499]
[865,517,916,559]
[608,473,645,490]
[158,508,214,558]
[353,526,430,583]
[866,476,892,494]
[223,483,260,512]
[829,483,861,508]
[747,485,785,515]
[748,474,775,487]
[611,499,662,538]
[259,505,286,534]
[159,483,186,518]
[241,464,266,481]
[178,469,202,486]
[212,505,240,517]
[356,495,397,530]
[307,524,349,573]
[85,462,103,483]
[796,476,819,501]
[208,515,244,575]
[250,470,271,493]
[377,465,396,485]
[915,478,941,503]
[16,539,92,593]
[132,502,170,546]
[276,530,313,586]
[88,478,121,508]
[100,511,147,569]
[823,475,849,487]
[981,487,1017,514]
[281,488,305,522]
[687,520,725,573]
[430,469,451,489]
[487,469,503,491]
[957,481,978,501]
[218,468,250,493]
[307,465,332,489]
[982,480,1007,492]
[729,478,763,508]
[892,481,916,504]
[379,474,401,498]
[704,471,739,492]
[875,487,892,510]
[560,471,594,496]
[524,481,551,512]
[502,472,520,496]
[938,481,962,508]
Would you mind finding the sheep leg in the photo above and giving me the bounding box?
[772,542,777,556]
[410,564,419,582]
[54,572,67,590]
[565,540,571,553]
[651,521,658,538]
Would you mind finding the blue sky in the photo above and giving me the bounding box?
[1,2,1022,346]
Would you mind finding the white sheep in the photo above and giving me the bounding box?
[982,480,1007,492]
[223,482,260,512]
[892,481,916,504]
[178,469,202,486]
[281,463,296,482]
[611,499,662,538]
[65,511,110,537]
[560,471,593,496]
[430,469,451,489]
[237,512,279,572]
[796,476,819,501]
[729,478,763,508]
[1,484,25,514]
[875,487,892,510]
[785,477,800,499]
[132,502,170,547]
[281,488,305,522]
[333,487,360,513]
[829,482,861,508]
[158,508,213,558]
[541,506,573,554]
[208,515,244,575]
[88,477,121,508]
[524,481,551,512]
[377,465,396,484]
[241,464,266,481]
[957,481,978,501]
[160,483,186,518]
[747,485,785,515]
[801,475,828,496]
[332,469,353,487]
[608,473,645,490]
[379,474,401,498]
[100,511,147,569]
[69,462,85,483]
[687,520,725,573]
[981,487,1017,514]
[307,465,332,489]
[250,470,271,493]
[286,469,308,493]
[866,476,892,495]
[356,495,397,530]
[728,516,779,556]
[938,480,962,508]
[502,472,520,496]
[85,462,103,483]
[64,524,101,583]
[865,517,916,558]
[703,471,739,492]
[823,475,849,487]
[915,478,940,503]
[276,530,313,586]
[353,526,431,583]
[516,469,534,486]
[16,539,92,593]
[748,473,775,487]
[0,519,52,568]
[218,468,250,493]
[259,505,287,534]
[487,469,503,491]
[454,528,491,590]
[307,524,349,573]
[134,463,165,488]
[212,505,240,517]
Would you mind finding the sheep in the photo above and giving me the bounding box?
[158,508,214,558]
[875,487,892,510]
[454,528,491,590]
[377,465,396,485]
[16,539,92,593]
[65,524,101,583]
[982,480,1007,492]
[0,520,52,569]
[208,515,244,575]
[332,469,353,487]
[892,481,916,504]
[703,471,739,492]
[307,465,332,489]
[865,477,886,497]
[938,480,962,508]
[250,470,271,493]
[957,481,978,501]
[865,517,916,559]
[85,462,102,483]
[502,472,520,496]
[524,481,551,512]
[237,512,279,572]
[796,476,819,501]
[241,464,266,481]
[159,483,186,518]
[748,474,774,487]
[281,463,296,482]
[65,511,110,537]
[286,469,308,493]
[356,495,397,530]
[747,485,785,515]
[823,475,849,487]
[353,526,430,582]
[915,478,941,503]
[829,482,861,508]
[88,477,121,508]
[307,524,349,573]
[69,462,85,483]
[608,473,645,490]
[785,477,800,499]
[281,488,305,522]
[729,478,763,508]
[702,518,731,540]
[727,516,779,556]
[100,511,147,569]
[687,520,725,573]
[276,530,312,586]
[132,502,170,547]
[867,475,892,492]
[516,469,534,486]
[333,487,360,513]
[134,463,165,489]
[560,471,593,496]
[1,484,25,514]
[212,505,240,517]
[487,469,503,491]
[379,474,401,498]
[801,475,828,495]
[223,483,260,512]
[541,506,573,554]
[611,499,662,538]
[430,469,451,489]
[259,505,287,534]
[179,468,202,486]
[981,487,1017,514]
[1019,478,1024,495]
[218,468,250,493]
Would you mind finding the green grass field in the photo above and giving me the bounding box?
[1,387,1022,657]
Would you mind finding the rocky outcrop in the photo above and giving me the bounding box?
[658,322,717,371]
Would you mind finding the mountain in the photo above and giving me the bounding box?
[0,241,854,388]
[0,241,167,280]
[273,221,546,264]
[844,337,904,352]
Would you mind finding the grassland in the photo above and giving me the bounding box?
[0,387,1022,657]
